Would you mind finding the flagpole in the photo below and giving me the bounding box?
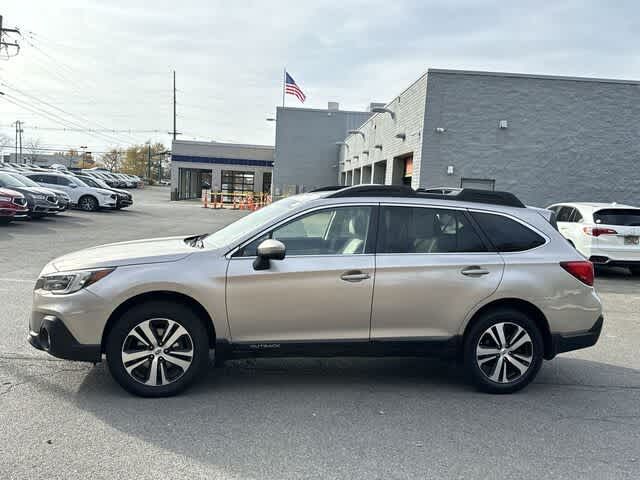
[282,67,286,107]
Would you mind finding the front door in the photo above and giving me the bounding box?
[371,205,504,339]
[226,205,376,343]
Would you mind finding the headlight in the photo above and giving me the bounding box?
[35,268,115,295]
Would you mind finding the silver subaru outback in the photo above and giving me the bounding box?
[28,185,603,397]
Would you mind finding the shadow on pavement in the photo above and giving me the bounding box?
[4,355,640,478]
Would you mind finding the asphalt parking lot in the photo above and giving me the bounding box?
[1,186,639,480]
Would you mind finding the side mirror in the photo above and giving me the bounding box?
[253,239,286,270]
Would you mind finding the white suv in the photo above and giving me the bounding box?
[24,172,117,211]
[547,202,640,275]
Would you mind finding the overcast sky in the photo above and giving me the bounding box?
[1,1,638,156]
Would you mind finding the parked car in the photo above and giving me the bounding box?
[4,172,71,212]
[23,172,117,211]
[0,187,29,224]
[75,174,133,209]
[548,202,640,275]
[28,185,603,397]
[0,172,60,218]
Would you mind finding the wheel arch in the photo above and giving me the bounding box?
[78,194,98,208]
[101,291,217,353]
[462,298,553,359]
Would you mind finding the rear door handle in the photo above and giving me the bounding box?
[461,266,490,277]
[340,270,371,282]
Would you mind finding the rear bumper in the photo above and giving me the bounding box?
[28,315,101,362]
[549,315,603,358]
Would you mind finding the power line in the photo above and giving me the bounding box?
[0,123,166,134]
[0,81,139,145]
[1,94,135,147]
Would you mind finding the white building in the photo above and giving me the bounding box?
[170,140,274,200]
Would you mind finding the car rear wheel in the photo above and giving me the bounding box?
[106,301,209,397]
[464,308,543,394]
[78,195,99,211]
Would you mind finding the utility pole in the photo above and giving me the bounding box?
[18,121,23,163]
[13,120,24,163]
[168,70,181,141]
[147,144,151,180]
[0,15,21,57]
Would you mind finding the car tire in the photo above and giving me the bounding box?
[78,195,99,212]
[106,301,210,397]
[464,308,543,394]
[629,266,640,276]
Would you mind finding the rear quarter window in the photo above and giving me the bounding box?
[593,209,640,226]
[471,212,546,252]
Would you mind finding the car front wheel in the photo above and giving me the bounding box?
[106,301,209,397]
[464,308,543,394]
[78,195,99,211]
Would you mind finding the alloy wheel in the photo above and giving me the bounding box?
[79,197,96,211]
[121,318,194,386]
[475,322,533,383]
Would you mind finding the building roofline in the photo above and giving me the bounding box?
[427,68,640,86]
[172,139,274,150]
[345,71,428,142]
[276,106,370,115]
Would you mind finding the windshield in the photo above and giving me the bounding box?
[202,194,323,249]
[68,176,89,187]
[8,173,40,187]
[0,172,27,188]
[594,209,640,226]
[93,178,111,189]
[79,176,99,187]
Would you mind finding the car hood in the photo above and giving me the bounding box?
[48,236,196,272]
[15,186,55,197]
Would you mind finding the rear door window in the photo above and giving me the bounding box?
[471,212,546,252]
[593,209,640,226]
[377,206,487,253]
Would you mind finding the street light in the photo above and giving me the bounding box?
[371,106,396,120]
[347,130,365,140]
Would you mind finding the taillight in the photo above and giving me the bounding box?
[560,261,594,286]
[583,226,617,237]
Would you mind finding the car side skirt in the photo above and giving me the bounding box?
[215,337,461,361]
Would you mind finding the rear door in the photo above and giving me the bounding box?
[371,204,504,339]
[593,208,640,261]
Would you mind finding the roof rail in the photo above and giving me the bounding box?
[326,184,525,208]
[327,185,414,198]
[309,185,345,192]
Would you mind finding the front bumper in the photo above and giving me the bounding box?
[549,315,603,358]
[28,315,101,362]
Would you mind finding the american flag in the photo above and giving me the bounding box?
[285,72,306,103]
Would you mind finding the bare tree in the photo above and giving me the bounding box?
[25,138,42,163]
[0,134,11,159]
[101,149,121,172]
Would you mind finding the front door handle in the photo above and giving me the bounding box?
[340,270,370,282]
[461,266,490,277]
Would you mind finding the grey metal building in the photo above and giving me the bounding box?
[273,103,372,196]
[171,140,274,200]
[341,68,640,206]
